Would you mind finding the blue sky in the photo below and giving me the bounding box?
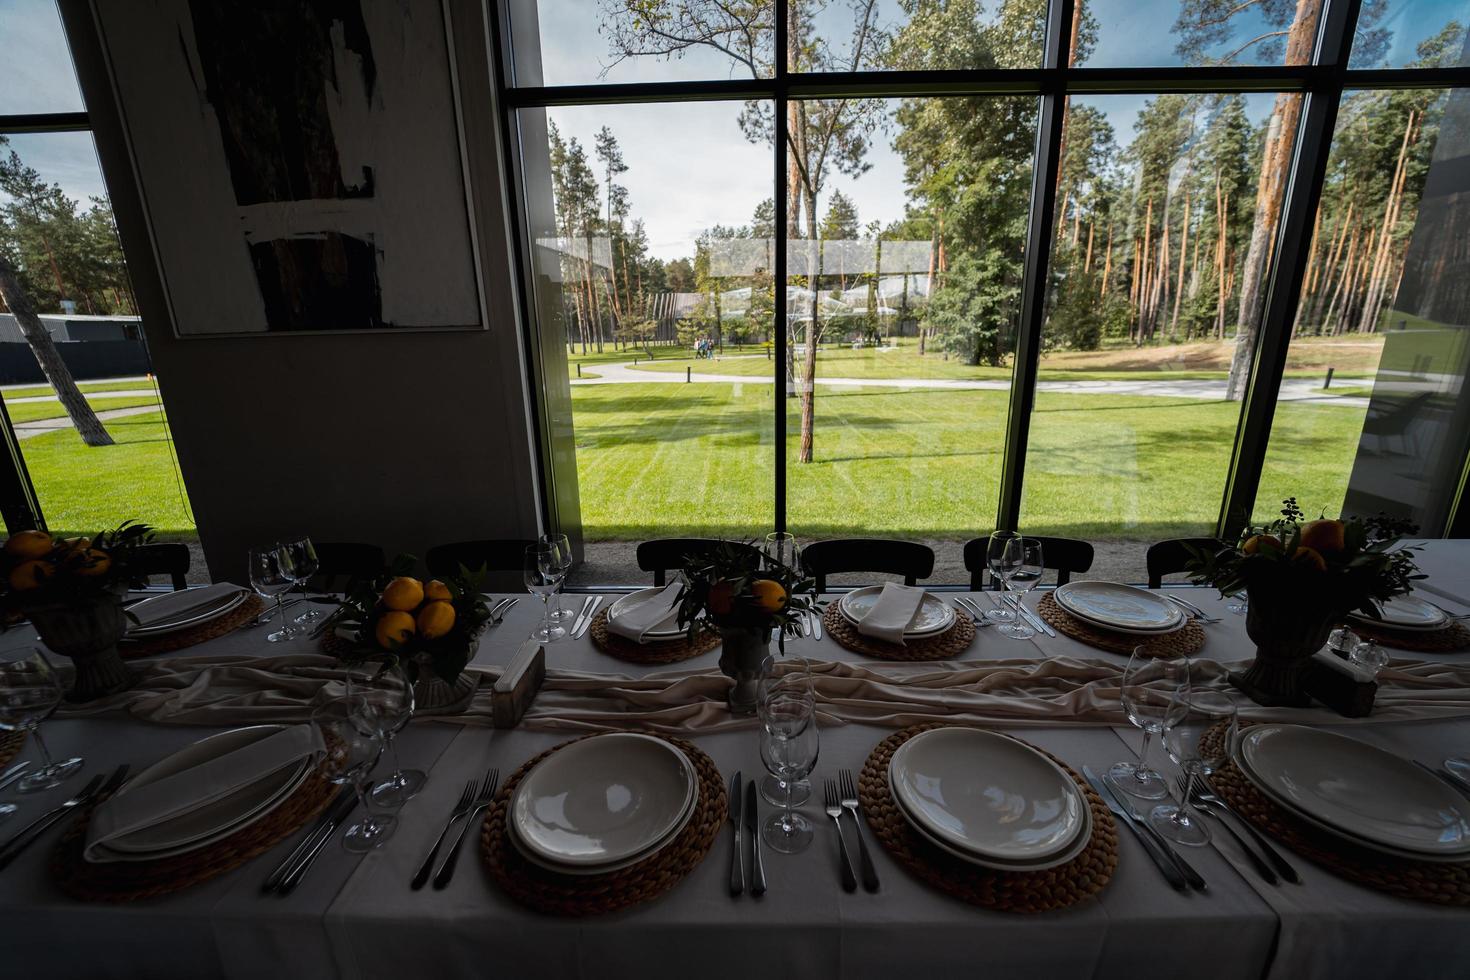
[3,0,1466,259]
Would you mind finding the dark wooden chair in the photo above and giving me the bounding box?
[425,539,538,578]
[1146,537,1225,589]
[310,542,386,592]
[962,535,1094,590]
[130,543,190,591]
[801,538,935,592]
[635,538,761,586]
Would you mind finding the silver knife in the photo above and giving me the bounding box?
[0,761,31,792]
[728,771,745,896]
[276,790,360,895]
[1083,766,1188,891]
[1009,594,1055,637]
[812,607,822,641]
[1101,769,1206,891]
[567,595,595,638]
[746,780,766,896]
[572,596,603,640]
[263,786,355,892]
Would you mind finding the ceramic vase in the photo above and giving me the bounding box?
[409,651,477,716]
[718,625,772,715]
[1231,575,1344,707]
[28,590,133,703]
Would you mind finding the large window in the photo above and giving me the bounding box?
[498,0,1470,584]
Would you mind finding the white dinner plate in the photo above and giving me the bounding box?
[1054,582,1185,634]
[1237,725,1470,859]
[1348,594,1448,632]
[511,733,697,867]
[124,590,250,638]
[506,781,697,875]
[90,725,312,861]
[606,588,686,640]
[838,587,956,637]
[888,728,1087,861]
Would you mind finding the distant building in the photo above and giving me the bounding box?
[0,314,142,344]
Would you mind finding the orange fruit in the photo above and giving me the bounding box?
[707,581,736,616]
[416,600,456,639]
[1292,546,1328,572]
[1299,519,1346,555]
[381,576,424,612]
[750,578,787,613]
[423,579,452,602]
[4,530,52,559]
[7,559,51,591]
[72,549,112,576]
[1242,534,1281,555]
[375,610,416,649]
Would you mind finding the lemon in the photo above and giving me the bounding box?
[7,559,52,591]
[72,549,112,577]
[375,611,416,649]
[750,579,787,613]
[3,530,52,560]
[416,600,456,639]
[423,579,452,602]
[381,576,425,612]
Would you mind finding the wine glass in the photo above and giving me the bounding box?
[763,532,801,573]
[757,655,813,807]
[995,536,1043,640]
[758,693,819,854]
[1151,688,1238,846]
[312,703,395,853]
[524,544,566,642]
[283,537,322,625]
[984,530,1017,624]
[1109,650,1191,800]
[0,648,82,795]
[539,534,575,624]
[345,663,424,808]
[249,545,299,642]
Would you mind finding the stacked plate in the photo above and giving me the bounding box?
[886,728,1092,871]
[838,586,955,640]
[507,733,699,875]
[124,585,251,640]
[86,725,314,863]
[1235,725,1470,864]
[1053,582,1186,636]
[604,588,687,642]
[1347,595,1449,633]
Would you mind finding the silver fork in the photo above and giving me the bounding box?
[1162,594,1222,624]
[822,778,857,893]
[433,768,500,889]
[1174,775,1277,884]
[838,770,879,892]
[1187,778,1301,883]
[410,778,478,890]
[490,598,520,625]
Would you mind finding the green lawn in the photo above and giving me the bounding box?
[3,378,158,400]
[5,394,160,425]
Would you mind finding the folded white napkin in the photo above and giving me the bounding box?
[605,583,682,644]
[84,723,324,862]
[129,582,247,629]
[856,583,927,645]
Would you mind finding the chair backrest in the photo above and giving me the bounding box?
[425,539,537,578]
[310,542,386,593]
[635,538,761,586]
[961,535,1094,590]
[130,543,190,591]
[801,538,935,592]
[1146,537,1224,589]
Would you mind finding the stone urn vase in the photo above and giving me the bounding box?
[409,651,477,716]
[1232,573,1345,707]
[718,625,772,715]
[28,590,133,703]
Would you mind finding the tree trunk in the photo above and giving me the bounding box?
[0,254,113,447]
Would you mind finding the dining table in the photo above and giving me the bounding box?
[1,546,1469,980]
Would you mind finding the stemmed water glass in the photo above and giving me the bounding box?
[283,537,322,625]
[995,536,1043,640]
[0,648,82,795]
[249,545,298,642]
[1109,649,1191,800]
[345,662,424,807]
[758,691,819,854]
[763,532,801,573]
[758,655,813,807]
[313,703,396,852]
[524,544,566,642]
[539,534,575,624]
[1151,688,1238,846]
[984,530,1017,624]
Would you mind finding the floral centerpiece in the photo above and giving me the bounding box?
[0,522,155,701]
[1188,499,1420,706]
[325,555,493,715]
[673,540,820,714]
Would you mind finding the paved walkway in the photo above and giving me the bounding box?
[13,404,159,440]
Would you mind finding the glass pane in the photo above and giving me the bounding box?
[0,0,85,114]
[1351,1,1469,68]
[1020,92,1301,582]
[811,0,1045,72]
[1080,0,1324,67]
[0,131,197,562]
[517,102,775,583]
[1255,87,1467,534]
[784,96,1037,583]
[508,0,774,86]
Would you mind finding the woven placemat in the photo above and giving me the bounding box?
[0,730,24,769]
[823,602,977,661]
[1203,724,1470,906]
[119,595,265,659]
[859,723,1117,912]
[588,609,721,665]
[50,760,338,902]
[1037,592,1204,658]
[1346,619,1470,653]
[480,732,725,916]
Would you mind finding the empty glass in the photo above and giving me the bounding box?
[1110,650,1191,800]
[524,544,566,642]
[763,532,801,573]
[759,692,819,854]
[995,536,1043,640]
[1151,689,1238,846]
[0,648,82,795]
[313,703,395,852]
[984,530,1017,624]
[757,656,813,806]
[283,537,322,625]
[249,545,298,642]
[345,663,424,808]
[539,533,575,623]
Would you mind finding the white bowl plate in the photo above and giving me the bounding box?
[838,587,956,637]
[606,588,686,641]
[1348,595,1448,632]
[1054,582,1185,634]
